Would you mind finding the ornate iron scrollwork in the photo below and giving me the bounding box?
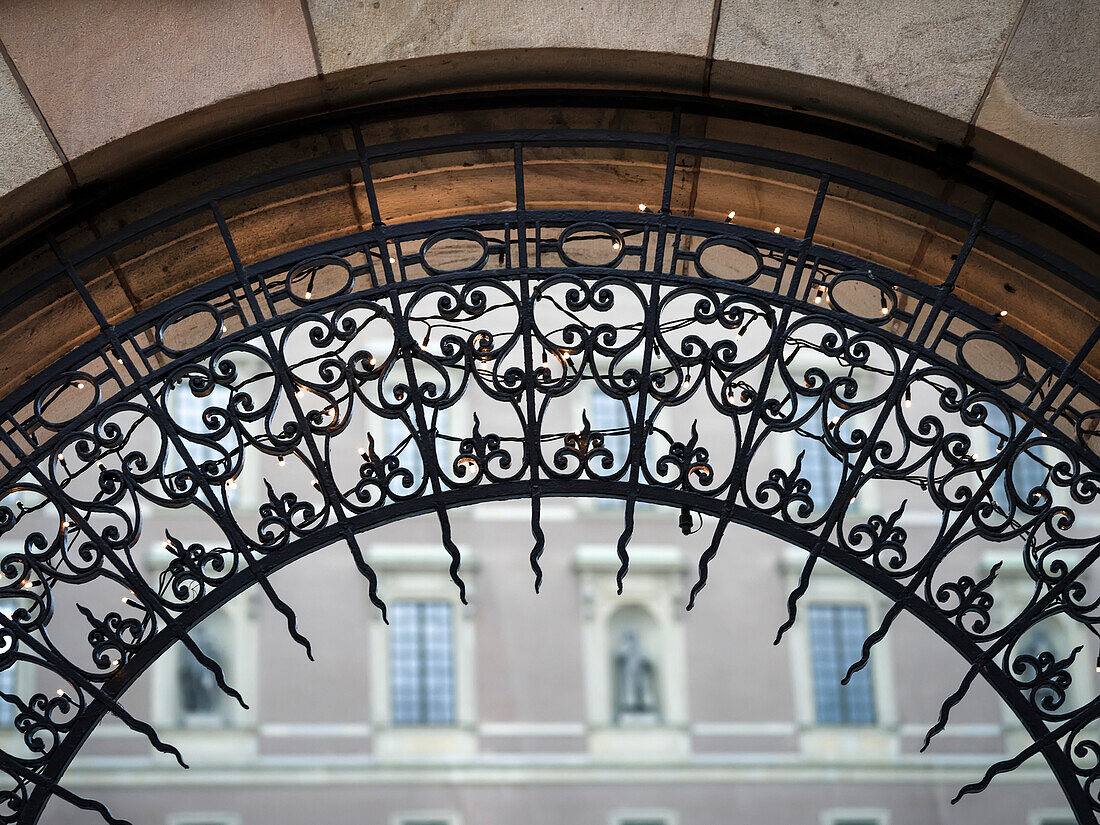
[0,104,1096,823]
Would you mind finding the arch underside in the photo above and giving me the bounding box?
[0,117,1097,823]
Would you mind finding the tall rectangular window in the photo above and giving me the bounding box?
[589,390,629,465]
[386,415,423,478]
[989,433,1049,513]
[177,612,232,728]
[798,435,842,510]
[0,601,18,726]
[0,665,16,726]
[171,383,239,502]
[173,384,232,466]
[380,409,449,479]
[808,604,876,725]
[390,601,455,725]
[588,390,630,510]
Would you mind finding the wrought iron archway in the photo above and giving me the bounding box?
[0,95,1098,824]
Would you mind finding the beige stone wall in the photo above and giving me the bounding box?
[0,0,1095,236]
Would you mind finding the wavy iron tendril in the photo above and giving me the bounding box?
[530,491,546,593]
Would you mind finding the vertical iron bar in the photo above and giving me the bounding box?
[210,203,387,619]
[613,108,682,591]
[688,173,831,607]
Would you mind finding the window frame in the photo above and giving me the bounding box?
[807,603,878,726]
[1028,810,1076,825]
[987,549,1093,753]
[370,371,461,489]
[147,541,260,763]
[821,809,890,825]
[610,809,678,825]
[174,609,237,728]
[165,368,259,510]
[574,383,662,515]
[983,428,1065,517]
[775,348,882,518]
[366,543,477,759]
[390,813,463,825]
[0,566,35,733]
[166,813,241,825]
[389,600,457,727]
[776,426,879,519]
[780,548,898,760]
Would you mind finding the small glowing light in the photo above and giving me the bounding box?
[357,447,366,456]
[76,382,84,390]
[305,291,312,300]
[367,355,376,366]
[21,580,31,590]
[277,456,286,467]
[55,689,65,698]
[638,203,647,212]
[61,520,68,530]
[228,478,237,490]
[773,226,781,234]
[388,256,396,264]
[999,309,1008,317]
[611,241,621,250]
[880,293,890,315]
[727,210,736,220]
[58,454,66,465]
[112,659,120,668]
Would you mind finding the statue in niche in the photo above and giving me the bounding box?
[178,622,225,723]
[614,628,658,723]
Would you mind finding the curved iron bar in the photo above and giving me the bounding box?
[0,108,1095,823]
[1,215,1097,822]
